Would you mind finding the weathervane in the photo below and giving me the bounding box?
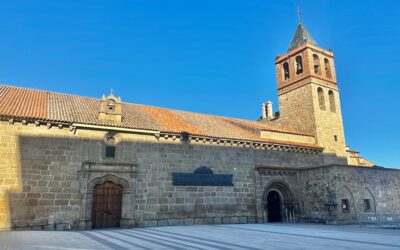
[297,7,302,24]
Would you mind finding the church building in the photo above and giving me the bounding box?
[0,21,399,230]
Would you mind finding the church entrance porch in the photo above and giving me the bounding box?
[267,190,282,222]
[92,181,123,229]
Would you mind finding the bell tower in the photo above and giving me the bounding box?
[274,21,347,163]
[98,89,122,122]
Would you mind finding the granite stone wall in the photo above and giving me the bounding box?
[256,165,400,224]
[0,121,325,229]
[0,121,399,230]
[299,166,400,223]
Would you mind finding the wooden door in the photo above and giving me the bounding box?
[92,181,123,229]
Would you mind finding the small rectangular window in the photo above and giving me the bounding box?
[181,132,190,142]
[334,135,338,141]
[106,146,115,158]
[364,199,371,212]
[341,199,349,212]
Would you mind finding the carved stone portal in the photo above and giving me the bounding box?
[78,161,137,230]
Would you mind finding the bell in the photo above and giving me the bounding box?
[297,63,302,71]
[285,72,290,80]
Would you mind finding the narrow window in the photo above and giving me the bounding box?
[328,90,336,112]
[341,199,349,212]
[334,135,338,142]
[283,62,290,80]
[106,137,116,158]
[324,58,332,78]
[317,87,326,110]
[295,56,303,74]
[107,99,116,112]
[181,132,189,142]
[363,199,371,213]
[313,54,320,74]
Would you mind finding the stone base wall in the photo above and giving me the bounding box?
[142,216,256,228]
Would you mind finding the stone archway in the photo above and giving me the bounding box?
[78,162,137,230]
[363,187,376,214]
[263,181,295,223]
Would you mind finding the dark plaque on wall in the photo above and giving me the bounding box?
[172,166,233,186]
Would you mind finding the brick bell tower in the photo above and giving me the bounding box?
[274,20,347,163]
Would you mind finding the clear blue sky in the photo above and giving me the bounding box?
[1,0,399,168]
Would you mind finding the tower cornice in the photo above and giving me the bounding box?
[277,77,339,96]
[275,43,334,64]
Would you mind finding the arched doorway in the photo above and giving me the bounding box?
[263,181,295,223]
[267,190,282,222]
[92,181,123,229]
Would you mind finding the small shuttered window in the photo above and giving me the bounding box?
[106,137,116,158]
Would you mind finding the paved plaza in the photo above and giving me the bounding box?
[1,223,400,250]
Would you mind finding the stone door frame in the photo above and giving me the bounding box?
[254,166,299,223]
[78,161,137,230]
[262,181,296,223]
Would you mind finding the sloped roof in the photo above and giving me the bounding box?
[288,23,317,51]
[0,84,320,148]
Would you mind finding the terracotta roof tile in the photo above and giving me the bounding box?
[137,105,202,134]
[0,84,320,149]
[222,117,313,136]
[45,91,159,130]
[0,85,48,119]
[170,110,261,140]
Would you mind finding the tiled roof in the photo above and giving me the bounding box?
[0,84,320,149]
[0,85,48,119]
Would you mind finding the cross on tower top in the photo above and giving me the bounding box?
[297,7,302,24]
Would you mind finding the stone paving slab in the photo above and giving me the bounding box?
[1,223,400,250]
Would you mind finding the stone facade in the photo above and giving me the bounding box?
[0,120,323,230]
[0,120,399,230]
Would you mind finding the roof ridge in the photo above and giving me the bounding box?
[0,83,51,94]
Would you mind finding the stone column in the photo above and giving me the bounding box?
[254,171,264,223]
[78,162,90,230]
[120,164,136,228]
